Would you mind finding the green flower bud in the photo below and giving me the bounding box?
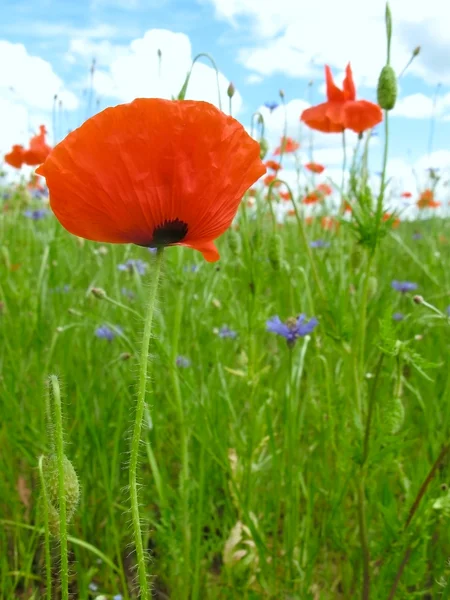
[268,233,283,271]
[381,397,405,435]
[43,454,80,528]
[227,82,235,98]
[367,276,378,299]
[377,65,398,110]
[259,138,269,160]
[227,228,241,256]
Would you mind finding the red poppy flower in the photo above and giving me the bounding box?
[24,125,52,165]
[343,201,352,212]
[279,191,291,201]
[317,183,333,196]
[382,213,400,228]
[321,216,339,231]
[274,136,300,155]
[264,159,282,172]
[301,64,382,134]
[264,174,281,187]
[305,162,325,174]
[36,99,265,262]
[401,191,412,198]
[303,191,321,204]
[417,188,440,209]
[4,145,25,169]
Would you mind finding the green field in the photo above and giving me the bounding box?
[1,178,450,599]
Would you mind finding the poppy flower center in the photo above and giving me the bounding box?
[149,218,188,247]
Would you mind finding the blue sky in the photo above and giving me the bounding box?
[2,0,450,203]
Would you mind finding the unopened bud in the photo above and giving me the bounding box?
[227,82,235,98]
[381,397,405,435]
[120,352,131,361]
[367,276,378,299]
[259,137,269,160]
[268,233,283,271]
[279,89,285,99]
[377,65,397,110]
[91,287,106,299]
[412,45,421,57]
[385,3,393,51]
[413,294,424,304]
[42,454,80,536]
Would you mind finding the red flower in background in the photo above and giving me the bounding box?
[4,126,52,169]
[317,183,333,196]
[303,191,321,205]
[301,64,382,134]
[279,191,291,201]
[274,136,300,155]
[401,191,412,198]
[264,174,281,187]
[305,162,325,174]
[383,213,400,228]
[37,99,265,262]
[417,188,440,209]
[265,159,282,172]
[321,216,339,231]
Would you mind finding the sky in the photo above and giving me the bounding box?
[1,0,450,210]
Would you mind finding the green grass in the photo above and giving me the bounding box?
[1,187,450,599]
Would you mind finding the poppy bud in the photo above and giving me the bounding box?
[268,233,283,270]
[385,3,393,53]
[91,287,106,299]
[227,82,235,99]
[381,397,405,435]
[412,45,421,57]
[377,65,397,110]
[367,276,378,299]
[259,137,269,160]
[279,89,285,99]
[227,228,241,256]
[42,454,80,536]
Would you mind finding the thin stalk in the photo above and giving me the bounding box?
[38,456,52,600]
[192,445,205,600]
[129,248,164,600]
[340,130,347,211]
[376,111,390,223]
[357,478,370,600]
[362,354,384,465]
[49,375,68,600]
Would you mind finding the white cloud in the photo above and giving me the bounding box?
[246,73,263,84]
[207,0,450,86]
[66,38,129,67]
[87,29,242,114]
[393,91,450,119]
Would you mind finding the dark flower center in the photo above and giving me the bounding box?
[149,219,188,247]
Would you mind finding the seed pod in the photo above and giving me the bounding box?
[227,82,235,99]
[377,65,398,110]
[268,233,283,271]
[259,138,269,160]
[381,397,405,434]
[43,454,80,525]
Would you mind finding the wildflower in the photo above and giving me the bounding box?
[88,582,99,592]
[343,201,352,212]
[218,325,238,339]
[113,596,123,600]
[95,325,122,341]
[279,191,291,201]
[4,145,25,168]
[301,64,382,134]
[267,314,318,347]
[317,183,333,196]
[391,280,418,293]
[321,216,339,231]
[401,191,412,198]
[412,231,422,240]
[273,136,300,155]
[121,287,135,300]
[183,264,200,273]
[305,162,325,174]
[392,312,405,322]
[176,355,191,368]
[24,125,52,165]
[117,259,147,275]
[23,209,48,220]
[36,99,264,262]
[264,160,282,172]
[417,188,440,209]
[310,239,330,248]
[264,174,281,187]
[382,212,400,228]
[264,101,279,112]
[303,191,321,205]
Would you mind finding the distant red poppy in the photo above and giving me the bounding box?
[417,188,440,209]
[279,191,291,201]
[343,201,352,212]
[4,145,25,169]
[301,64,382,134]
[265,159,282,172]
[305,162,325,174]
[37,99,265,262]
[321,216,339,231]
[274,136,300,155]
[264,174,281,187]
[27,174,45,191]
[305,216,314,225]
[317,183,333,196]
[383,213,400,228]
[303,191,321,205]
[401,191,412,198]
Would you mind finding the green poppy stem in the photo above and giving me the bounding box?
[129,247,164,600]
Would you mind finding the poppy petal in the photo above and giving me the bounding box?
[343,63,356,101]
[37,99,265,252]
[343,100,383,133]
[325,66,345,102]
[183,240,220,262]
[301,103,344,133]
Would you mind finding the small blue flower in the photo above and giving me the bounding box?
[88,582,98,592]
[264,101,279,112]
[23,209,48,220]
[118,259,147,275]
[393,312,405,322]
[95,325,122,341]
[391,280,418,293]
[121,287,135,300]
[51,284,71,294]
[176,355,191,368]
[183,264,200,273]
[218,325,237,339]
[113,595,123,600]
[267,314,318,347]
[309,239,330,249]
[412,232,422,240]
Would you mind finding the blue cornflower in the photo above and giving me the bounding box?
[264,101,279,112]
[88,582,98,592]
[113,596,123,600]
[309,239,330,249]
[121,287,135,300]
[176,355,191,368]
[117,259,147,275]
[412,232,422,240]
[51,284,71,294]
[23,209,48,220]
[95,325,122,341]
[392,312,405,322]
[267,314,318,347]
[391,280,418,293]
[183,264,200,273]
[218,325,237,339]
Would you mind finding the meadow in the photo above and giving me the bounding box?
[2,7,450,598]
